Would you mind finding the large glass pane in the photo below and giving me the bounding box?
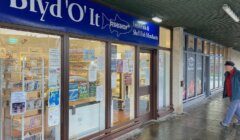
[219,57,224,87]
[210,55,215,90]
[210,45,215,90]
[0,28,61,139]
[215,56,220,88]
[158,51,170,109]
[183,53,187,100]
[196,55,203,95]
[111,44,135,126]
[186,54,196,98]
[69,38,105,139]
[139,52,151,115]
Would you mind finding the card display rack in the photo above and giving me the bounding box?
[1,53,45,140]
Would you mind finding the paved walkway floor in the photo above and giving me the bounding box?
[123,93,240,140]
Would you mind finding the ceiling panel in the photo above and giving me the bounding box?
[95,0,240,49]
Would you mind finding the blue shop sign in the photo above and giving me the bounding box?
[0,0,159,46]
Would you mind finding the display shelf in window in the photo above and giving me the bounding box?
[2,55,45,140]
[69,54,102,106]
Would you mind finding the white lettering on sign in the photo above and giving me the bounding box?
[9,0,101,26]
[10,0,62,21]
[67,3,85,22]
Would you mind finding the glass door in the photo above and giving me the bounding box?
[139,50,152,117]
[110,44,135,126]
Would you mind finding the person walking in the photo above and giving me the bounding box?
[220,61,240,127]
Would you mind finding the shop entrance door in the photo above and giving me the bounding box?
[138,50,153,121]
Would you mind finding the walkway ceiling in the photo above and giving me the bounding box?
[95,0,240,51]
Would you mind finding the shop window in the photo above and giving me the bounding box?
[219,48,224,87]
[183,53,187,100]
[68,38,106,139]
[158,51,170,109]
[186,53,196,98]
[0,28,61,139]
[210,44,215,90]
[196,55,203,95]
[215,47,220,88]
[219,56,224,87]
[111,44,135,126]
[159,27,171,48]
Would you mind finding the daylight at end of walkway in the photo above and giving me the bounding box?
[120,94,240,140]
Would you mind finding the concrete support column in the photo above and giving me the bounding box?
[226,47,232,61]
[172,27,184,114]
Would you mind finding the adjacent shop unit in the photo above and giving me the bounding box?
[183,33,225,102]
[0,0,172,139]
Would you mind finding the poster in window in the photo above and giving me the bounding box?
[79,82,89,99]
[48,107,60,127]
[48,88,60,107]
[187,54,195,97]
[69,83,79,101]
[10,91,26,115]
[83,49,95,61]
[89,82,97,97]
[49,48,60,88]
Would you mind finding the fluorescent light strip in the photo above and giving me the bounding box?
[152,17,162,23]
[222,4,240,22]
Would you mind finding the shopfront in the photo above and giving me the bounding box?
[183,33,225,102]
[0,0,161,139]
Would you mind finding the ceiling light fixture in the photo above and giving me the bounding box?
[222,4,240,22]
[152,16,162,23]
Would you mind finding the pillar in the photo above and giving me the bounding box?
[172,27,184,114]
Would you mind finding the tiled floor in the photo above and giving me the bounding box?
[124,93,240,140]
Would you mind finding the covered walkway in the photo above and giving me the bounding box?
[123,94,240,140]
